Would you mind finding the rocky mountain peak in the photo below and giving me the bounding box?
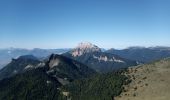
[76,42,99,49]
[72,42,101,57]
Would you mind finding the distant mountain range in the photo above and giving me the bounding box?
[1,50,170,100]
[63,42,137,73]
[1,43,170,100]
[0,48,71,69]
[1,45,170,70]
[106,46,170,63]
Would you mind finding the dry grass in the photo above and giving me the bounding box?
[115,58,170,100]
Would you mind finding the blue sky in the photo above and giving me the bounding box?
[0,0,170,49]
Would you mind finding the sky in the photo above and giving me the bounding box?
[0,0,170,49]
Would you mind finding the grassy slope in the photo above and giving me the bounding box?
[115,58,170,100]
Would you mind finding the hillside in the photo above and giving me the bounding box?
[62,70,130,100]
[46,54,96,83]
[0,68,61,100]
[115,58,170,100]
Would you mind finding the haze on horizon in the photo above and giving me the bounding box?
[0,0,170,49]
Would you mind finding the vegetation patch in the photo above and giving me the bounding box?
[62,70,130,100]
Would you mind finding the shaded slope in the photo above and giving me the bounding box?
[46,54,96,83]
[0,68,61,100]
[64,51,137,73]
[62,70,130,100]
[0,55,41,80]
[0,54,96,100]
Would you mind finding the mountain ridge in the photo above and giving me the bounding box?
[106,46,170,63]
[0,55,42,80]
[63,43,137,73]
[0,48,71,69]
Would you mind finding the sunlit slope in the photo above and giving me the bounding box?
[115,58,170,100]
